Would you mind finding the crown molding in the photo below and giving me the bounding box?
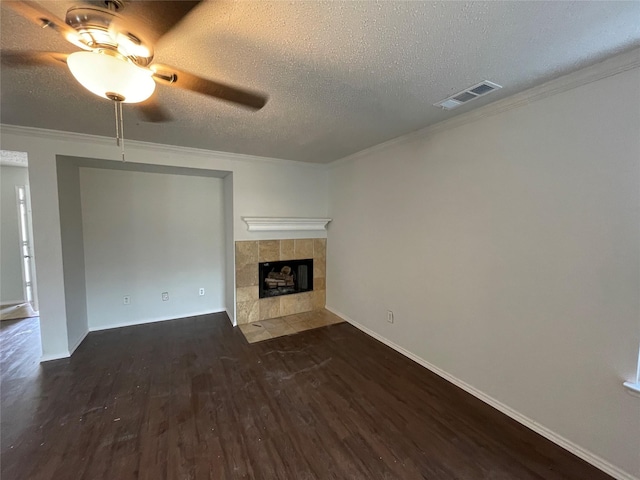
[330,47,640,169]
[1,124,115,147]
[242,217,332,232]
[0,124,326,170]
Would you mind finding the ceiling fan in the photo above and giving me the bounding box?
[2,0,269,123]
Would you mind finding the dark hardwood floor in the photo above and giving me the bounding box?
[1,314,612,480]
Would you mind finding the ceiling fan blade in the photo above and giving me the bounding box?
[1,51,68,68]
[151,65,268,111]
[118,1,203,45]
[5,1,80,44]
[134,93,173,123]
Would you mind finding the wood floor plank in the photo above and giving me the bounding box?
[1,314,614,480]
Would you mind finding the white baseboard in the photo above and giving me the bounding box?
[225,309,236,326]
[1,299,27,307]
[88,309,225,332]
[325,306,638,480]
[68,329,89,355]
[40,351,70,362]
[40,311,225,361]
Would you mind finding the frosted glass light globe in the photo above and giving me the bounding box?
[67,51,155,103]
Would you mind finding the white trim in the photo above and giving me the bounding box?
[330,47,640,169]
[325,305,639,480]
[225,309,236,327]
[624,343,640,397]
[68,329,89,355]
[15,185,35,307]
[0,124,326,170]
[242,217,332,232]
[623,382,640,397]
[40,310,225,361]
[0,299,27,307]
[40,351,70,362]
[88,309,225,332]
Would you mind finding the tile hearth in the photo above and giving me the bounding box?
[238,309,344,344]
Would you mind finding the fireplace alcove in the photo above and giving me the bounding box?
[259,258,314,299]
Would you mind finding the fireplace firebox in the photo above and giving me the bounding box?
[259,259,314,298]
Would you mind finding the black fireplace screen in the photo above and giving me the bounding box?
[259,259,314,298]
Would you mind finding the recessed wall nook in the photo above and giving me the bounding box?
[235,238,326,324]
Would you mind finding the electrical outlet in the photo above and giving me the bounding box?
[199,288,205,296]
[387,310,394,324]
[162,292,169,301]
[123,295,131,305]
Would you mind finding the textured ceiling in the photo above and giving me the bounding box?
[1,150,29,167]
[1,1,639,163]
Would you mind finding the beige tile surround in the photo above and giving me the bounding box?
[235,238,326,324]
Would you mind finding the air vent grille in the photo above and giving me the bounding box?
[452,91,477,103]
[435,81,502,110]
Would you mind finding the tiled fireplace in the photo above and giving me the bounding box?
[235,239,326,324]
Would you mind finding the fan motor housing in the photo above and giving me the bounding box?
[65,5,154,66]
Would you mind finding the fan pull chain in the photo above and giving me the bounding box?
[118,100,125,162]
[113,99,126,162]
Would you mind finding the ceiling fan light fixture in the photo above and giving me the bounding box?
[67,51,155,103]
[109,25,152,59]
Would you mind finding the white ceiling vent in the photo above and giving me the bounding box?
[434,81,502,110]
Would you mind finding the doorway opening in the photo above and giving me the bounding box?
[1,151,39,324]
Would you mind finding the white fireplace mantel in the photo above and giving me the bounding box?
[242,217,332,232]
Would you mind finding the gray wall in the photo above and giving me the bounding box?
[78,166,227,330]
[56,158,88,350]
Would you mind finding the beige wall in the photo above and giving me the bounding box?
[235,238,326,324]
[327,64,640,479]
